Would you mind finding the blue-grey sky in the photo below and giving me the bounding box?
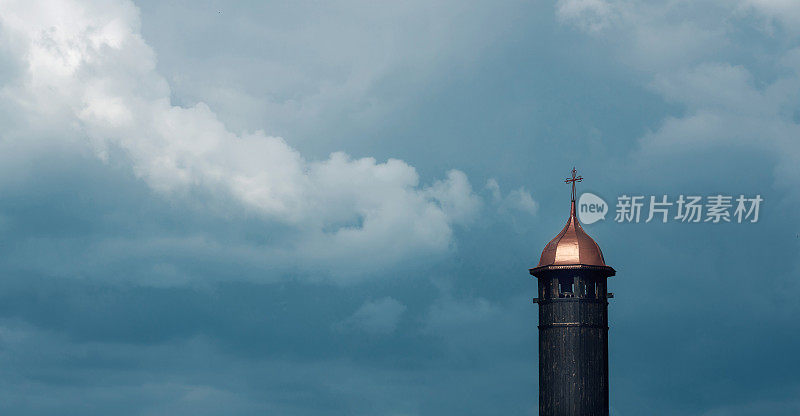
[0,0,798,415]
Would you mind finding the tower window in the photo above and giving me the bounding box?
[559,278,573,297]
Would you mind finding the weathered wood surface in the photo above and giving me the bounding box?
[536,271,610,416]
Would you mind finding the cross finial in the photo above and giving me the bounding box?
[564,167,583,203]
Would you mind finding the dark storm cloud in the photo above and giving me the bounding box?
[0,0,798,415]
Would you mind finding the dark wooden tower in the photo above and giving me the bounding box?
[530,169,615,416]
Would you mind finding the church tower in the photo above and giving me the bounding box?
[530,169,615,416]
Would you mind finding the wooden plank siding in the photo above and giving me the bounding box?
[537,271,610,416]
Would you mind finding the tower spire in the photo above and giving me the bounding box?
[530,168,616,416]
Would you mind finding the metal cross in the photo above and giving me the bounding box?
[564,167,583,202]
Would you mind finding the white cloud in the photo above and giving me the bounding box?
[637,62,800,190]
[421,293,533,355]
[425,170,483,224]
[556,0,800,197]
[135,0,529,139]
[335,297,407,335]
[506,188,538,215]
[556,0,730,71]
[0,0,481,280]
[555,0,616,32]
[740,0,800,31]
[486,179,538,215]
[425,296,498,330]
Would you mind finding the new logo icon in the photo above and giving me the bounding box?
[578,192,607,224]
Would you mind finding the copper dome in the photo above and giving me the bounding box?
[536,200,607,268]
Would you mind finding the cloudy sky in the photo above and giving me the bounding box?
[0,0,798,414]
